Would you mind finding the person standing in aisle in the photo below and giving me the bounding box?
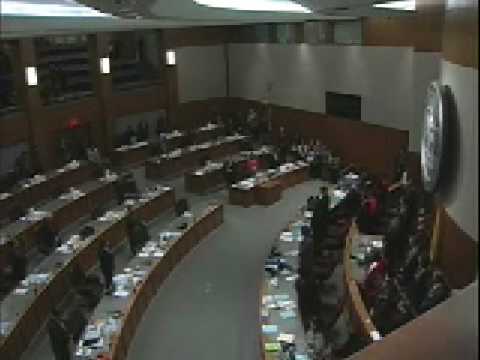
[98,241,115,295]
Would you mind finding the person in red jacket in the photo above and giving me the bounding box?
[245,157,259,175]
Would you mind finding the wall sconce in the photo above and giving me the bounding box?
[99,57,110,74]
[166,49,176,66]
[25,66,38,86]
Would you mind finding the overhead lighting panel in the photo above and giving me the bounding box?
[193,0,312,13]
[1,0,112,17]
[373,1,416,11]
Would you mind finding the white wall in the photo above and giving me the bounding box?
[228,43,440,151]
[440,60,479,241]
[177,45,227,103]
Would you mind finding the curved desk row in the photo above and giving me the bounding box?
[229,162,309,207]
[145,136,245,179]
[75,204,224,360]
[0,161,93,222]
[0,177,116,271]
[111,125,225,168]
[343,222,381,343]
[145,135,247,179]
[0,187,176,360]
[185,162,225,194]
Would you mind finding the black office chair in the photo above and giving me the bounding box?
[175,198,189,217]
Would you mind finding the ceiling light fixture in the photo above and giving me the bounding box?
[166,50,176,66]
[193,0,311,13]
[1,0,112,17]
[99,57,111,74]
[373,1,415,11]
[25,66,38,86]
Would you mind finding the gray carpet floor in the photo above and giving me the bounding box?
[20,167,328,360]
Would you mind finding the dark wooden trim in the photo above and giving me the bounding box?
[349,282,477,359]
[442,0,478,69]
[434,202,478,289]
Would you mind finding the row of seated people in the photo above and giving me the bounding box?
[293,163,370,358]
[0,171,141,299]
[361,185,451,336]
[288,139,343,183]
[116,122,150,147]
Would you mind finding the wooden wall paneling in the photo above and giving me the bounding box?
[41,97,101,168]
[0,112,29,145]
[349,282,478,360]
[176,97,230,130]
[442,0,478,68]
[362,0,445,51]
[362,16,417,47]
[111,85,166,118]
[225,97,408,178]
[434,203,478,289]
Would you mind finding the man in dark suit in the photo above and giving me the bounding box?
[98,241,114,294]
[47,309,71,360]
[312,187,330,255]
[37,221,57,255]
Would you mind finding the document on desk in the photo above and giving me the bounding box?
[264,342,281,352]
[279,310,296,319]
[262,324,278,335]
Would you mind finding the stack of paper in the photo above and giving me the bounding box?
[264,342,281,352]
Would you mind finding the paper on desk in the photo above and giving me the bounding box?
[280,232,293,242]
[262,295,273,305]
[14,288,28,295]
[261,308,269,318]
[269,278,279,287]
[277,300,296,310]
[285,274,299,282]
[279,310,296,319]
[277,333,295,343]
[264,342,281,352]
[262,324,278,335]
[295,355,309,360]
[284,250,299,257]
[113,290,130,298]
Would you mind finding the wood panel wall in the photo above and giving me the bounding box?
[233,98,408,178]
[0,112,29,145]
[442,0,478,68]
[363,1,444,52]
[112,85,166,118]
[434,203,478,288]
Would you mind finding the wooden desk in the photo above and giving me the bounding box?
[145,136,246,180]
[112,142,149,168]
[255,181,282,206]
[0,188,175,360]
[229,163,309,207]
[229,187,256,207]
[0,179,116,271]
[0,162,93,222]
[185,165,225,194]
[76,205,223,360]
[195,124,224,144]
